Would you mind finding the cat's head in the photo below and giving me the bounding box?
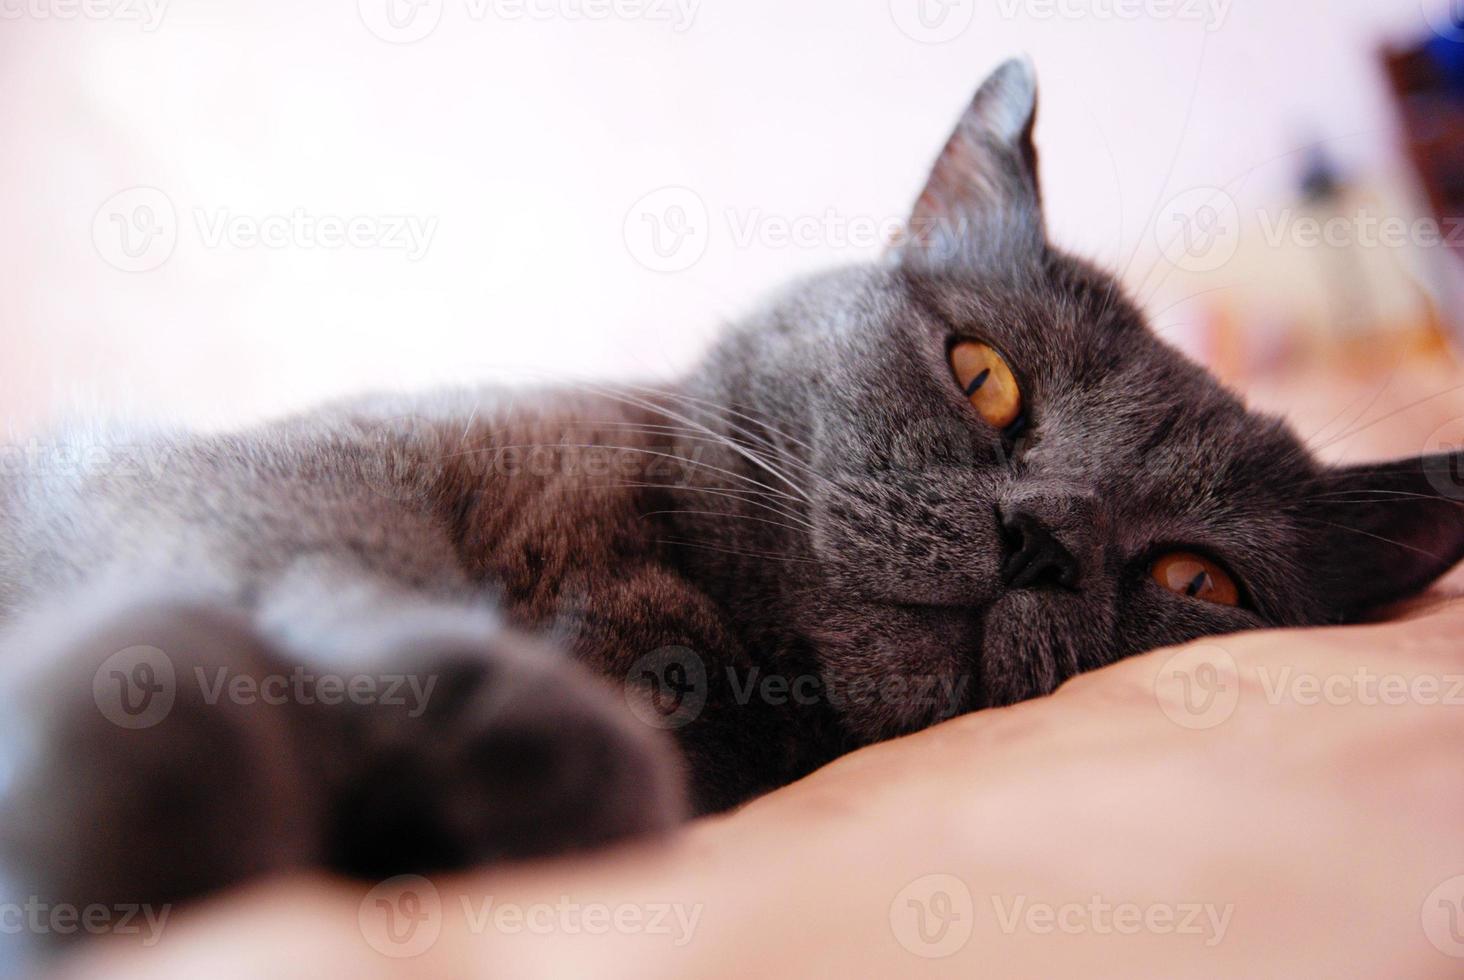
[677,60,1464,743]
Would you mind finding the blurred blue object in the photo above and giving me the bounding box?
[1426,34,1464,94]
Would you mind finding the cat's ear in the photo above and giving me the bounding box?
[1306,453,1464,615]
[897,58,1046,271]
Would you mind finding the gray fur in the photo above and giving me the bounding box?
[1,61,1461,962]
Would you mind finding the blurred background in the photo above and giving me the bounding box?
[2,0,1463,464]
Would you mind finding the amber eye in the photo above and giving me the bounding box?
[1151,552,1241,607]
[949,341,1023,430]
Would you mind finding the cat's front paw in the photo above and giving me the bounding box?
[329,632,686,878]
[0,599,321,959]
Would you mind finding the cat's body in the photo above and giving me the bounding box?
[0,381,858,927]
[3,61,1462,961]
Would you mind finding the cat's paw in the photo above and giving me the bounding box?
[330,632,687,877]
[0,598,320,953]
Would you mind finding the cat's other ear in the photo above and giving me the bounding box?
[897,58,1046,272]
[1306,452,1464,616]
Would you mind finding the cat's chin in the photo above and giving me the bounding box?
[975,588,1118,708]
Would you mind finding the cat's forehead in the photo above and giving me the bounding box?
[865,262,1317,503]
[765,263,1312,499]
[895,260,1158,376]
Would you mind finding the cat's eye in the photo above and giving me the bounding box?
[949,341,1023,431]
[1151,552,1240,607]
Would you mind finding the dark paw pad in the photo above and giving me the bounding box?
[330,636,685,877]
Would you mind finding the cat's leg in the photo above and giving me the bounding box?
[0,566,685,957]
[251,563,686,879]
[0,585,320,964]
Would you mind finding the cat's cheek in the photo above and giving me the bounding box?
[798,605,982,744]
[806,472,1007,608]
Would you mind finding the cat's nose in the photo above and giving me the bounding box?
[999,506,1081,591]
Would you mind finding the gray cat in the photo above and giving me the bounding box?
[2,60,1461,956]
